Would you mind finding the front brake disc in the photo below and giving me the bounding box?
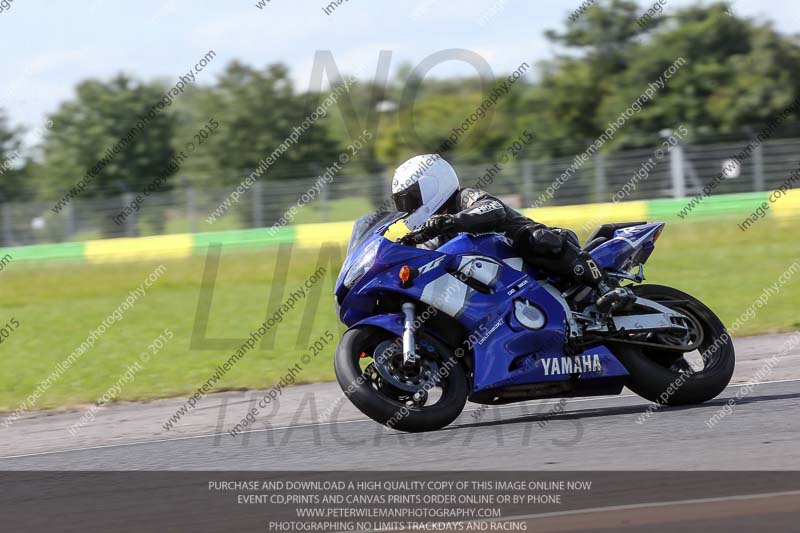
[372,340,439,393]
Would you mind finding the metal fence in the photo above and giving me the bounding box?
[2,135,798,246]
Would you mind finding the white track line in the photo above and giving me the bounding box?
[1,378,798,461]
[328,489,800,533]
[480,489,800,523]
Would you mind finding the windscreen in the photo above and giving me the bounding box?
[346,211,405,254]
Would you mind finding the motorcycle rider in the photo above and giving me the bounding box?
[391,154,635,313]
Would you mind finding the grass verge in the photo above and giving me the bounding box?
[0,215,797,412]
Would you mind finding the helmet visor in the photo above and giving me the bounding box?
[392,181,423,215]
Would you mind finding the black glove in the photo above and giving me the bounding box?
[418,214,455,239]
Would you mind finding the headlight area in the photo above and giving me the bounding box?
[343,239,380,288]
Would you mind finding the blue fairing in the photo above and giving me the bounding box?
[590,222,665,270]
[335,215,663,393]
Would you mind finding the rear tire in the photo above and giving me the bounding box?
[614,284,735,405]
[334,326,468,432]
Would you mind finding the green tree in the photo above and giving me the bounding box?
[546,0,649,72]
[185,62,342,185]
[181,61,344,225]
[600,2,800,144]
[0,109,25,202]
[41,75,177,236]
[516,1,800,154]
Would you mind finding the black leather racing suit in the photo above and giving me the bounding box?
[419,187,609,291]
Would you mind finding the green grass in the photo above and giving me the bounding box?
[0,215,797,412]
[161,196,375,235]
[289,196,375,224]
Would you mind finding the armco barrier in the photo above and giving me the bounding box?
[1,191,794,264]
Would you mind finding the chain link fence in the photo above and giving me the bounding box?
[2,136,798,246]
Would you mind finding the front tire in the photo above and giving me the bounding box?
[334,326,468,432]
[614,284,735,405]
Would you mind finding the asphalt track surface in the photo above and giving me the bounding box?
[1,332,799,471]
[497,491,800,532]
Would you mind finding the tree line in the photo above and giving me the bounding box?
[1,1,799,229]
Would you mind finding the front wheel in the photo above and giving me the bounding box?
[334,326,468,432]
[614,284,735,406]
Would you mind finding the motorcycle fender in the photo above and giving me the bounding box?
[349,313,473,380]
[350,313,405,338]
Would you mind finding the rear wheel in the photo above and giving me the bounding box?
[334,326,468,432]
[613,284,735,405]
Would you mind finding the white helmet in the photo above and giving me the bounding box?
[391,154,460,229]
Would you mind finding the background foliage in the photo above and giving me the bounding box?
[2,1,800,233]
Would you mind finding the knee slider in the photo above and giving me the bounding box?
[552,228,580,248]
[531,228,565,256]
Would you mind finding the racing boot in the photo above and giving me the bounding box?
[567,252,635,314]
[594,280,637,314]
[515,224,635,313]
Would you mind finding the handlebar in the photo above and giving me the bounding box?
[398,228,429,246]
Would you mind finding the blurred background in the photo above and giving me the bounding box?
[1,0,800,243]
[1,0,799,410]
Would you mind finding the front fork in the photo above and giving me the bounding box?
[401,302,417,367]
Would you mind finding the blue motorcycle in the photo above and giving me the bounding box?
[334,212,735,432]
